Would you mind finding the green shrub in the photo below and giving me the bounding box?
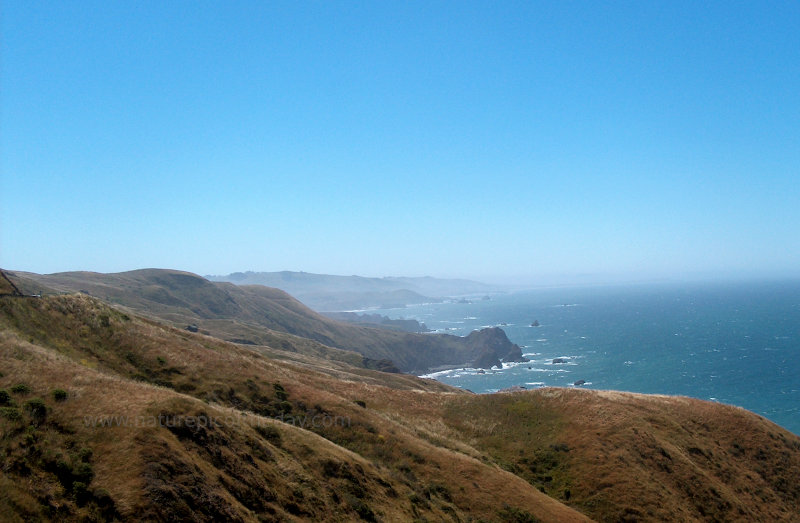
[23,432,36,446]
[0,407,22,421]
[0,389,11,405]
[78,447,93,462]
[11,384,30,394]
[52,389,68,401]
[156,356,166,365]
[54,458,73,487]
[24,398,47,423]
[93,487,112,503]
[72,462,94,484]
[73,481,90,505]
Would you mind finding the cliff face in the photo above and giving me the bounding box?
[472,349,502,369]
[465,327,529,368]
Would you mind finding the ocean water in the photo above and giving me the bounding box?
[371,280,800,435]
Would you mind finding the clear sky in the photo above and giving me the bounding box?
[2,1,799,284]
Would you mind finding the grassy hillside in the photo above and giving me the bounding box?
[0,294,585,522]
[2,293,799,521]
[10,269,509,373]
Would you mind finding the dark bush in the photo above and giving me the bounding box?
[346,494,376,522]
[78,447,93,462]
[273,383,288,401]
[0,389,11,405]
[425,483,452,502]
[24,398,47,423]
[354,400,366,408]
[72,462,94,484]
[11,384,31,394]
[0,407,22,421]
[55,459,74,487]
[73,481,90,505]
[255,424,282,444]
[92,487,118,519]
[52,389,68,401]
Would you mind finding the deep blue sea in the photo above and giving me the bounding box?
[371,280,800,435]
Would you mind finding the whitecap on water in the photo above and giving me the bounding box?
[500,360,533,370]
[419,368,466,379]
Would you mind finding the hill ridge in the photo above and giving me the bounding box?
[10,269,521,373]
[2,292,799,521]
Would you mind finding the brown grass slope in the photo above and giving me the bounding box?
[2,293,799,522]
[436,389,800,522]
[11,269,505,372]
[0,294,586,522]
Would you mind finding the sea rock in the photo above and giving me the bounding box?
[465,327,529,363]
[574,380,586,386]
[552,358,567,364]
[531,320,540,327]
[472,349,502,370]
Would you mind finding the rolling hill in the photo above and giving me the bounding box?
[1,290,799,521]
[10,269,519,373]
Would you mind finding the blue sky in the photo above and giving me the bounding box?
[2,1,798,283]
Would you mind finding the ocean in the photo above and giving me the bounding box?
[370,280,800,435]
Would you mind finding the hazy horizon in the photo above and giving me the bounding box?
[6,265,800,292]
[2,2,798,282]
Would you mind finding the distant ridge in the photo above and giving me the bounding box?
[207,270,500,311]
[11,269,515,373]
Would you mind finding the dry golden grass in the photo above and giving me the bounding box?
[1,295,590,521]
[2,293,800,522]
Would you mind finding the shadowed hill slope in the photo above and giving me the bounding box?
[11,269,516,373]
[2,293,799,521]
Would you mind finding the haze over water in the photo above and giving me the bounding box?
[372,280,800,435]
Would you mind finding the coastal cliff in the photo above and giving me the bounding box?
[466,326,529,369]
